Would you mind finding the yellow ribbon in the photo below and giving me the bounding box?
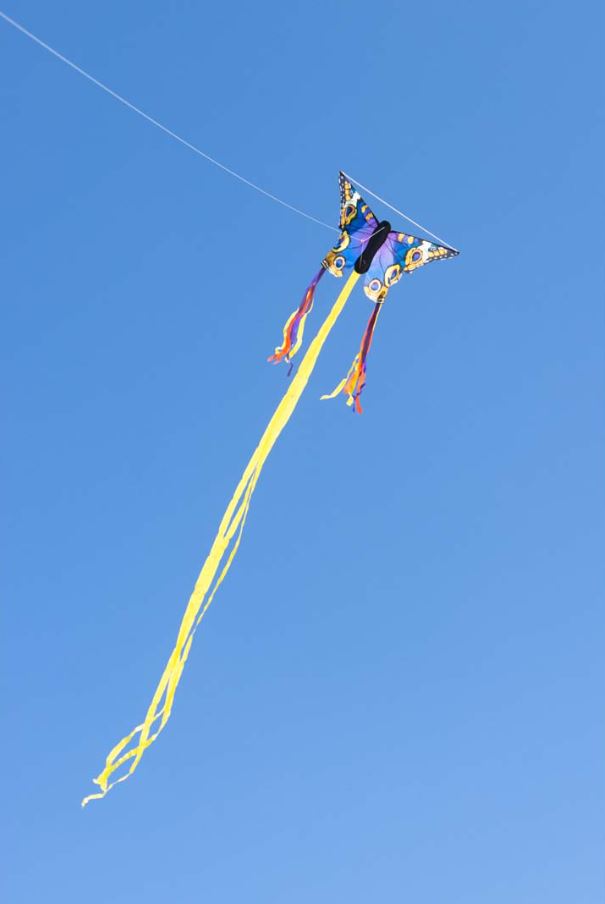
[82,270,360,805]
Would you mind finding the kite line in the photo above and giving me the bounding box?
[0,10,454,246]
[0,9,337,233]
[81,271,360,805]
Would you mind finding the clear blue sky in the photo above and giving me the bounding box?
[2,2,603,901]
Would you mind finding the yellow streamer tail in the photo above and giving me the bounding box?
[82,271,360,806]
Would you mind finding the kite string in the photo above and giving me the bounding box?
[81,270,360,806]
[1,12,457,246]
[0,9,338,233]
[342,171,459,252]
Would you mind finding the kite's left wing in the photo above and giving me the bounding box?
[323,172,378,277]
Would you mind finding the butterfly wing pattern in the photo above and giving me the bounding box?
[363,231,458,302]
[322,172,378,277]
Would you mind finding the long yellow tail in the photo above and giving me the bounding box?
[82,271,359,805]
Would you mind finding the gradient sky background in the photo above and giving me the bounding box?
[2,2,603,902]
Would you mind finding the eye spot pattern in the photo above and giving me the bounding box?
[384,263,402,287]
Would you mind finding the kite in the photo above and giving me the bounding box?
[82,172,458,805]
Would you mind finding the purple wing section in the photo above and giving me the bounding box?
[363,231,459,302]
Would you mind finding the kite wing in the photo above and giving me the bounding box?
[363,232,459,302]
[322,172,378,277]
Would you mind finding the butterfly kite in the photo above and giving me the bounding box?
[82,172,459,804]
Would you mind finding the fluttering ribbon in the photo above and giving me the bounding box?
[321,301,382,413]
[268,267,326,368]
[82,270,359,805]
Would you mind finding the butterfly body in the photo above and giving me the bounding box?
[355,220,391,274]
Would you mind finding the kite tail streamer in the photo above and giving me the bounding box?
[268,266,326,366]
[321,302,382,413]
[82,270,359,806]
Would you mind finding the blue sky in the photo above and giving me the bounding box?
[2,1,603,901]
